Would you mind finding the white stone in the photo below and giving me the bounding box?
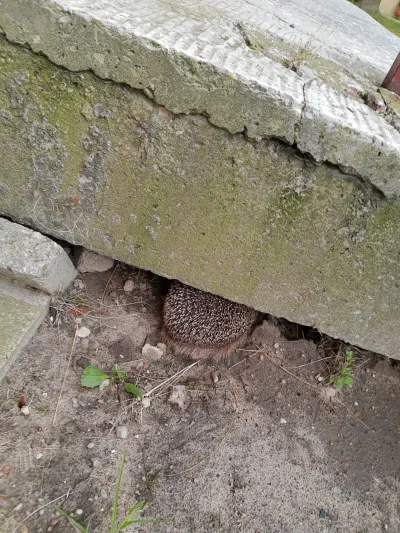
[20,405,30,416]
[76,326,90,338]
[142,343,163,361]
[123,279,135,292]
[141,397,151,408]
[116,425,128,439]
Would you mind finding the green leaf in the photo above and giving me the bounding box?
[56,508,89,532]
[124,383,142,399]
[329,375,338,384]
[81,366,109,388]
[344,377,354,386]
[112,365,126,379]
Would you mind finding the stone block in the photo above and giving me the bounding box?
[0,1,399,360]
[0,277,50,381]
[0,218,77,295]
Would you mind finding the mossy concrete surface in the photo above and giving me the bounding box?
[0,278,50,381]
[1,0,400,198]
[0,39,399,359]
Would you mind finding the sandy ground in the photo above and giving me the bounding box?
[1,263,400,533]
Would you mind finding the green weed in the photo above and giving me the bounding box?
[330,350,354,389]
[81,364,142,399]
[57,453,157,532]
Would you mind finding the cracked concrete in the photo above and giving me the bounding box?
[1,0,400,197]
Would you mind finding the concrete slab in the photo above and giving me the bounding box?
[0,2,399,360]
[0,277,50,381]
[0,218,77,295]
[1,0,400,197]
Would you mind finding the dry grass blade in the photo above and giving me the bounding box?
[12,489,71,533]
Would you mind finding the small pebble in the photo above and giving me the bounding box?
[76,326,90,338]
[142,397,151,408]
[20,527,28,533]
[211,372,219,383]
[101,489,107,499]
[75,509,83,516]
[14,503,23,511]
[116,426,128,439]
[35,453,44,460]
[87,442,95,449]
[142,343,163,361]
[258,353,264,361]
[80,338,89,351]
[39,509,44,516]
[74,279,85,290]
[2,465,11,475]
[91,457,101,468]
[157,342,167,355]
[274,343,280,349]
[20,406,30,416]
[280,418,287,424]
[72,398,79,408]
[123,280,135,292]
[354,401,358,406]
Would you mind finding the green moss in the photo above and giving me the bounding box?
[1,38,400,356]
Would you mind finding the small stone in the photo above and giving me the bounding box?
[87,442,95,449]
[116,426,128,439]
[2,465,12,475]
[80,338,90,351]
[101,489,107,499]
[142,343,163,361]
[156,342,167,354]
[35,453,44,460]
[72,398,79,408]
[39,509,44,515]
[169,385,187,410]
[211,372,219,383]
[141,397,151,408]
[75,509,83,516]
[76,249,114,273]
[73,279,85,290]
[274,343,280,349]
[280,418,287,424]
[20,527,28,533]
[20,406,30,416]
[76,326,90,338]
[123,280,135,292]
[14,503,23,511]
[91,457,101,468]
[99,379,110,391]
[258,353,264,361]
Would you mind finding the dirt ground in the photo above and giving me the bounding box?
[1,263,400,533]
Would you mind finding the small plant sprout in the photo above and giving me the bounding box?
[57,452,157,532]
[330,350,354,390]
[81,364,142,398]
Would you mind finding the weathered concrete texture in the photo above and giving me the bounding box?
[0,218,77,294]
[0,40,399,359]
[1,0,400,198]
[0,277,50,381]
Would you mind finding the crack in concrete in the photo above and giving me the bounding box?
[0,33,389,201]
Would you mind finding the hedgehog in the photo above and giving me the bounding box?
[161,281,260,360]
